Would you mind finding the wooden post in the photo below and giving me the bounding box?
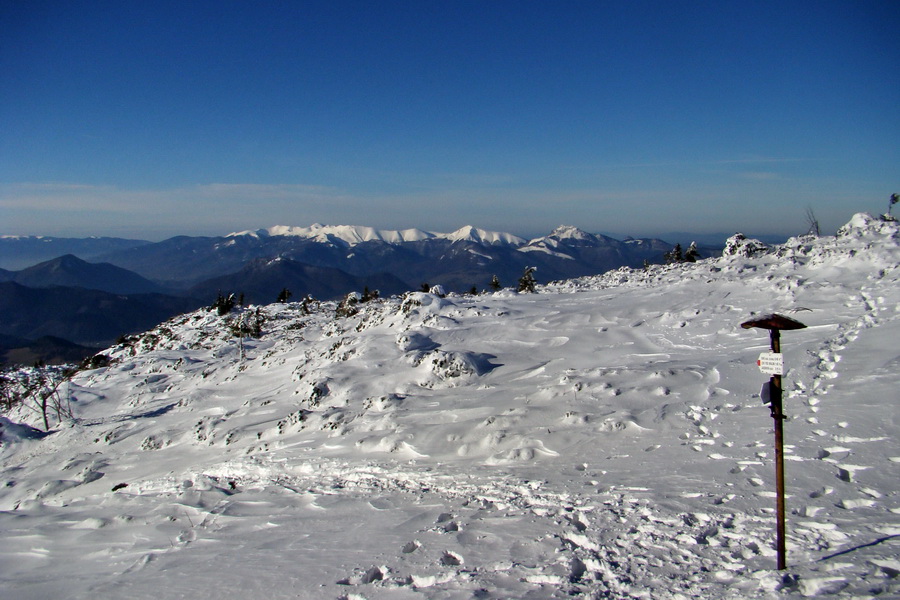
[741,313,806,571]
[769,328,787,570]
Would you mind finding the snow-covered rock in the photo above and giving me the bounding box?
[836,211,900,239]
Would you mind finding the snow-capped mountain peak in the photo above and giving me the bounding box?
[228,224,525,247]
[519,225,621,259]
[266,224,438,246]
[547,225,597,241]
[441,225,526,246]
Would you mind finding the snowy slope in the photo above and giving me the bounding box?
[1,214,898,599]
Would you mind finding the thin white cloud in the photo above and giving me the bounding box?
[0,183,145,212]
[738,171,781,181]
[193,183,338,200]
[0,182,360,238]
[0,182,347,212]
[576,156,825,172]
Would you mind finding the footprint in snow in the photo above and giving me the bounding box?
[434,512,460,533]
[442,521,460,533]
[835,464,869,483]
[809,486,834,499]
[337,566,385,586]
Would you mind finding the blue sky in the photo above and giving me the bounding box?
[2,1,898,241]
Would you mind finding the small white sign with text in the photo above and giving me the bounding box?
[757,352,784,376]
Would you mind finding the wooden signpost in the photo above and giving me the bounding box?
[741,313,807,571]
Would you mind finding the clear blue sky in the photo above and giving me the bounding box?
[2,0,898,241]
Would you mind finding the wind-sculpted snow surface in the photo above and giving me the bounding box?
[1,214,898,599]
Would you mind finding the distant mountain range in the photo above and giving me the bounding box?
[0,281,201,349]
[88,224,682,291]
[0,254,167,294]
[0,333,98,368]
[0,235,149,270]
[187,256,411,304]
[0,224,719,363]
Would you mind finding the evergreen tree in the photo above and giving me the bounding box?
[684,242,701,262]
[490,275,502,291]
[211,292,236,316]
[664,244,684,264]
[518,266,537,293]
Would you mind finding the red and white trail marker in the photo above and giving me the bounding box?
[757,352,783,376]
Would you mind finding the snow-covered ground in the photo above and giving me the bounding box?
[1,213,898,599]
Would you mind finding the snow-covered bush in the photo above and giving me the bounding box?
[228,307,265,338]
[0,366,75,431]
[336,291,363,318]
[722,233,769,258]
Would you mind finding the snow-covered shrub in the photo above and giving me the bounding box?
[336,292,363,318]
[0,366,75,431]
[307,381,329,406]
[722,233,769,258]
[228,307,265,338]
[80,353,111,370]
[412,350,483,388]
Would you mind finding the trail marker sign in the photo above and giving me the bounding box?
[741,312,807,571]
[757,352,783,375]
